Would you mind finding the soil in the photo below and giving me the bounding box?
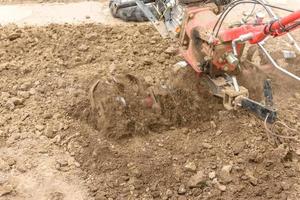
[0,0,101,4]
[0,22,300,200]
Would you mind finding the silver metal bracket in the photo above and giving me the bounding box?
[134,0,169,38]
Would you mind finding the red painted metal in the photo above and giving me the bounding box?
[180,8,300,74]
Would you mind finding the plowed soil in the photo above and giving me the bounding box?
[0,22,300,200]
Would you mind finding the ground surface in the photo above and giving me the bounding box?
[0,23,300,200]
[0,1,300,200]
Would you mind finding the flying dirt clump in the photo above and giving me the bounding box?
[74,68,222,139]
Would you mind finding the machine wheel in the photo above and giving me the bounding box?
[109,0,151,22]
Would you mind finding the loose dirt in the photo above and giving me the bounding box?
[0,22,300,200]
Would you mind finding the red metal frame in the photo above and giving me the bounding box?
[180,8,300,74]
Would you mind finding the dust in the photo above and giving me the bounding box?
[70,67,222,139]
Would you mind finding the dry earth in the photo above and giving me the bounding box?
[0,15,300,200]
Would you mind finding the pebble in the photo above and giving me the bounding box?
[0,159,10,171]
[212,178,226,192]
[29,88,36,95]
[35,124,44,131]
[178,184,186,195]
[208,171,216,179]
[56,159,68,167]
[232,142,245,155]
[78,44,89,52]
[7,32,21,41]
[0,184,13,197]
[164,46,177,55]
[45,125,55,139]
[166,189,173,197]
[5,157,16,167]
[202,142,213,149]
[20,82,31,91]
[210,121,217,129]
[4,100,15,110]
[85,32,98,41]
[144,76,154,84]
[218,184,227,192]
[245,170,258,186]
[1,92,10,100]
[9,97,23,106]
[188,170,206,188]
[184,161,197,172]
[295,149,300,156]
[220,165,233,183]
[215,130,223,136]
[131,168,142,178]
[17,91,30,99]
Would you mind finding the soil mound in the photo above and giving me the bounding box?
[71,68,222,139]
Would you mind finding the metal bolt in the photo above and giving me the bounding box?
[189,14,194,19]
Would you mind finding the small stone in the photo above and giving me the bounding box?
[208,171,216,179]
[178,184,186,195]
[210,121,217,129]
[0,184,13,197]
[295,149,300,156]
[35,124,44,131]
[8,32,21,41]
[215,130,223,136]
[181,128,189,135]
[4,100,15,110]
[144,76,154,84]
[294,92,300,99]
[220,165,233,183]
[131,168,142,178]
[165,46,177,55]
[1,92,10,100]
[78,44,89,52]
[166,189,173,197]
[245,170,258,186]
[74,162,81,168]
[202,142,213,149]
[233,142,245,155]
[16,164,27,173]
[57,159,68,167]
[0,159,10,171]
[20,82,31,91]
[85,32,98,41]
[184,161,197,172]
[29,88,36,95]
[9,97,23,106]
[5,157,16,167]
[18,91,30,99]
[218,184,227,192]
[45,126,55,139]
[47,192,64,200]
[188,171,206,188]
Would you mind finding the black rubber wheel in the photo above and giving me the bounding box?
[109,0,151,22]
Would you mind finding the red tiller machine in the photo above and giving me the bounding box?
[110,0,300,123]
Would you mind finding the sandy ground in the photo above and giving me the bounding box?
[0,1,299,200]
[0,1,121,26]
